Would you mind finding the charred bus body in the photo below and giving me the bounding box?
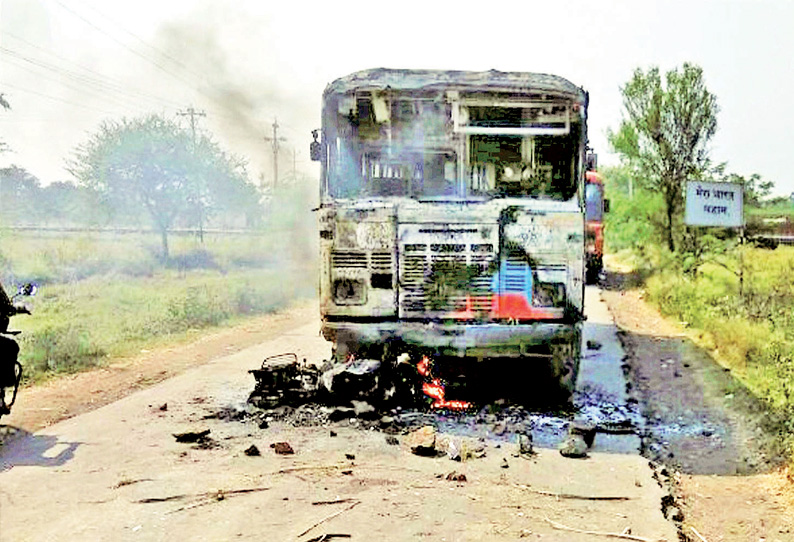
[312,69,589,403]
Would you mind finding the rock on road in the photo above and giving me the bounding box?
[0,287,677,542]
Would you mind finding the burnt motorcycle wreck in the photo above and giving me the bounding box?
[248,351,430,412]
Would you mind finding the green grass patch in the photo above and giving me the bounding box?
[15,267,314,382]
[0,223,317,383]
[641,246,794,459]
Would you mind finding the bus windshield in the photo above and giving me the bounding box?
[323,91,581,201]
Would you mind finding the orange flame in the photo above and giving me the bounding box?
[416,357,471,411]
[416,356,431,377]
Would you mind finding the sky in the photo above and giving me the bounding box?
[1,0,792,196]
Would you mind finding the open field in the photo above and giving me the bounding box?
[0,228,316,382]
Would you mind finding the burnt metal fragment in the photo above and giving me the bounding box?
[173,429,210,443]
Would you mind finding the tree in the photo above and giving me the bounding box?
[0,165,42,225]
[609,63,719,252]
[68,114,254,258]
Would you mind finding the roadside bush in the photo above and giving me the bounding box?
[22,324,107,377]
[166,285,231,329]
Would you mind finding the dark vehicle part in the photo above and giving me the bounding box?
[247,353,318,409]
[0,282,36,419]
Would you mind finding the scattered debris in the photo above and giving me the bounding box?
[244,445,261,456]
[446,438,462,461]
[275,464,348,475]
[501,458,509,469]
[586,340,603,350]
[445,471,467,482]
[312,498,356,506]
[404,426,437,456]
[344,453,355,460]
[330,430,337,437]
[297,500,360,538]
[271,442,295,455]
[517,432,534,456]
[136,486,270,506]
[159,403,168,411]
[341,470,353,475]
[305,534,352,542]
[112,478,153,489]
[544,517,657,542]
[350,400,377,420]
[258,419,269,429]
[173,429,210,443]
[321,358,381,398]
[385,435,399,446]
[514,484,631,501]
[570,420,597,447]
[559,434,589,458]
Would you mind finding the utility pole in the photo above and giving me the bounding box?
[177,106,207,242]
[263,118,287,188]
[177,106,206,144]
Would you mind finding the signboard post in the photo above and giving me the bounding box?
[685,180,745,294]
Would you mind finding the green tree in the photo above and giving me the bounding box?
[68,114,254,258]
[0,165,42,225]
[609,63,719,252]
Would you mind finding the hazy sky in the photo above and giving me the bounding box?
[1,0,792,196]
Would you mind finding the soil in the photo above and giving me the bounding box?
[599,257,794,540]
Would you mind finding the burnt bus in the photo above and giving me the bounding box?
[311,68,588,402]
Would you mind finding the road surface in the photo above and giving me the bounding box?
[0,287,678,541]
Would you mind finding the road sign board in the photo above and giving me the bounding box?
[685,181,744,227]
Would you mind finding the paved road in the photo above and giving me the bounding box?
[0,289,676,542]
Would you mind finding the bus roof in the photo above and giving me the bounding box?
[324,68,586,101]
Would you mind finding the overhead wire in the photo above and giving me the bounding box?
[1,48,165,114]
[0,81,119,115]
[2,32,189,111]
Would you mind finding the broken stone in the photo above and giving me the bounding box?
[446,438,462,461]
[517,433,533,456]
[404,425,437,456]
[559,435,589,458]
[350,400,378,420]
[570,420,596,448]
[445,471,467,482]
[492,421,508,436]
[159,403,168,411]
[345,453,355,460]
[244,444,261,456]
[330,430,337,437]
[271,442,295,455]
